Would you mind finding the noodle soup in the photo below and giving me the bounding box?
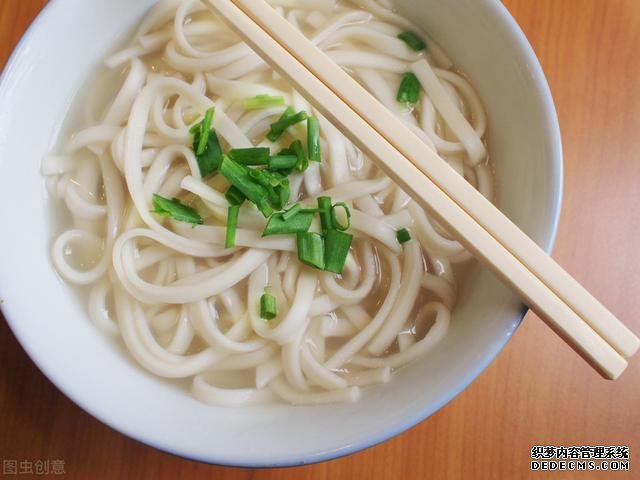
[42,0,491,406]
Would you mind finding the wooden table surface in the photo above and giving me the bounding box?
[1,1,639,479]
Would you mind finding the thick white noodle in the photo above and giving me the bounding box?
[192,375,277,406]
[351,302,450,369]
[44,0,491,406]
[411,60,487,166]
[367,240,423,354]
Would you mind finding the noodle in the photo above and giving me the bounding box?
[43,0,492,406]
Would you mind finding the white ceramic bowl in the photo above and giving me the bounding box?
[0,0,562,467]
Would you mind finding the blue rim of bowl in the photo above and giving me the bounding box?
[0,0,563,468]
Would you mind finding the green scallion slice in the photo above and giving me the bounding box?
[296,232,325,269]
[307,116,321,162]
[324,229,353,274]
[317,196,333,233]
[225,205,240,248]
[192,128,223,177]
[396,228,412,244]
[248,168,274,188]
[152,194,203,225]
[267,109,308,142]
[330,202,351,231]
[260,292,278,320]
[268,154,298,171]
[263,210,314,236]
[192,107,215,156]
[397,72,421,104]
[290,139,308,172]
[244,94,286,110]
[266,107,293,142]
[247,168,284,208]
[397,31,426,51]
[282,203,301,222]
[274,178,290,210]
[219,155,273,217]
[256,198,275,218]
[225,186,246,206]
[228,147,270,165]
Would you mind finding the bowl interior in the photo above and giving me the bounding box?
[0,0,561,467]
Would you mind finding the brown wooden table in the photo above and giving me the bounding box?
[1,1,639,478]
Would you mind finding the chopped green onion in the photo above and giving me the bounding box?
[228,147,270,165]
[244,94,286,110]
[192,129,223,177]
[396,228,412,244]
[225,205,240,248]
[282,203,302,221]
[269,170,288,187]
[290,139,308,172]
[189,110,206,135]
[267,110,308,142]
[397,72,421,104]
[189,107,210,136]
[263,210,314,236]
[265,107,293,142]
[225,186,246,206]
[247,168,288,209]
[192,107,215,156]
[307,116,321,162]
[278,107,294,120]
[260,292,278,320]
[256,198,275,218]
[296,232,325,269]
[273,148,296,173]
[397,31,426,51]
[268,154,298,170]
[247,167,269,187]
[152,194,203,225]
[324,229,353,274]
[317,196,333,233]
[330,202,351,231]
[275,178,290,210]
[220,155,273,217]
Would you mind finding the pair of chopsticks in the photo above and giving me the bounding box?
[204,0,639,379]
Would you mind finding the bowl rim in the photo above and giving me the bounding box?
[0,0,563,468]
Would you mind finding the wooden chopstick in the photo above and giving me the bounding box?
[204,0,639,379]
[228,2,640,360]
[240,0,640,359]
